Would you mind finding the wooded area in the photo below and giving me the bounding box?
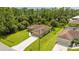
[0,7,79,36]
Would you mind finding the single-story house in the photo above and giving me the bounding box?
[64,27,79,31]
[57,29,79,47]
[72,16,79,20]
[69,16,79,24]
[27,24,51,37]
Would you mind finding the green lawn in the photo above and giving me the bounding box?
[24,28,63,51]
[0,30,29,47]
[68,48,79,51]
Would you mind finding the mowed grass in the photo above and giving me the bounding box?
[24,28,63,51]
[0,30,29,47]
[68,48,79,51]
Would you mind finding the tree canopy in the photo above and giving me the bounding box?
[0,7,79,36]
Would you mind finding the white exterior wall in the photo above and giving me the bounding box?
[57,38,71,47]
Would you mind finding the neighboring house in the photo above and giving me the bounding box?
[57,29,79,47]
[27,24,51,37]
[64,27,79,31]
[72,16,79,20]
[69,16,79,24]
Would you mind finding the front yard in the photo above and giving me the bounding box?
[0,30,29,47]
[24,28,63,51]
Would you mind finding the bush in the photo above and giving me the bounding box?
[68,23,79,27]
[17,23,26,30]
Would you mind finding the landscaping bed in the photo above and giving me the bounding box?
[0,30,29,47]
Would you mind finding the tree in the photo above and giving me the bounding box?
[0,7,79,36]
[17,23,26,30]
[70,38,79,47]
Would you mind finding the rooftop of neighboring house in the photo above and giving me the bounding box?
[64,27,79,31]
[72,16,79,19]
[69,20,79,24]
[27,24,51,37]
[58,29,79,41]
[69,16,79,24]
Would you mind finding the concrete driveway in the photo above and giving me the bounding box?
[12,36,38,51]
[52,44,68,51]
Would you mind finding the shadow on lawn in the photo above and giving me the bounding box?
[0,35,7,39]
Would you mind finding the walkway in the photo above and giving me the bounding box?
[11,36,38,51]
[52,44,67,51]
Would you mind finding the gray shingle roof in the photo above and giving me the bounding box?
[27,24,51,37]
[58,30,79,40]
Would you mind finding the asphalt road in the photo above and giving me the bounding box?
[0,42,15,51]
